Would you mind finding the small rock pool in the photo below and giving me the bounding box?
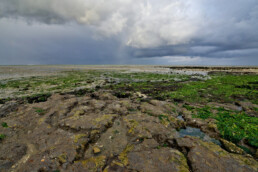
[176,115,184,121]
[179,127,221,146]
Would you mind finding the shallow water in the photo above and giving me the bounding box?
[179,127,221,146]
[176,115,185,121]
[236,105,243,111]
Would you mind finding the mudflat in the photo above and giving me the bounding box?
[0,65,257,172]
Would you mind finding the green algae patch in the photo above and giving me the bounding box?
[24,93,51,103]
[90,130,100,136]
[231,154,258,170]
[0,70,105,100]
[185,105,258,149]
[169,149,189,172]
[220,139,244,154]
[1,122,8,128]
[199,139,230,158]
[94,114,115,123]
[38,117,46,125]
[34,107,46,115]
[0,134,6,140]
[74,134,88,143]
[71,110,85,120]
[77,156,106,170]
[216,110,258,148]
[192,106,214,119]
[126,119,139,134]
[158,114,170,127]
[199,137,257,170]
[109,74,257,104]
[110,81,182,101]
[58,153,67,164]
[158,114,184,129]
[118,144,134,166]
[169,75,258,103]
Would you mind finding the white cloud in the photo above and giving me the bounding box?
[0,0,201,48]
[126,1,201,48]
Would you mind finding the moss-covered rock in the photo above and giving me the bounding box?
[220,139,245,155]
[127,147,189,172]
[75,156,106,171]
[176,136,258,172]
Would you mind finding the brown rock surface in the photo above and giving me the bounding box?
[0,92,257,172]
[176,136,258,172]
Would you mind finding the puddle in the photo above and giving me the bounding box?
[179,127,221,146]
[236,106,243,111]
[176,115,185,121]
[234,102,243,112]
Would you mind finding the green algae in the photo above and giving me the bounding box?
[74,134,88,143]
[0,134,6,140]
[118,144,134,166]
[1,122,8,128]
[185,105,258,149]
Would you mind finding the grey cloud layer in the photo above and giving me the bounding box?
[0,0,258,64]
[0,0,202,48]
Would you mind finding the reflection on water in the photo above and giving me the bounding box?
[176,115,185,121]
[179,127,221,146]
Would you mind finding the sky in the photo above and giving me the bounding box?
[0,0,258,65]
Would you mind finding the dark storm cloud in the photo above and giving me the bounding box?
[0,19,125,65]
[0,0,257,65]
[129,0,258,61]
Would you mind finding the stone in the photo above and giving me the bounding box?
[0,101,19,117]
[135,92,147,99]
[93,147,101,154]
[0,142,27,171]
[1,92,257,172]
[127,147,189,172]
[220,139,245,155]
[84,119,128,159]
[176,136,258,172]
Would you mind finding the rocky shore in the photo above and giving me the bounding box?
[0,66,257,171]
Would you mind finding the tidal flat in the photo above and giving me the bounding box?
[0,65,258,171]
